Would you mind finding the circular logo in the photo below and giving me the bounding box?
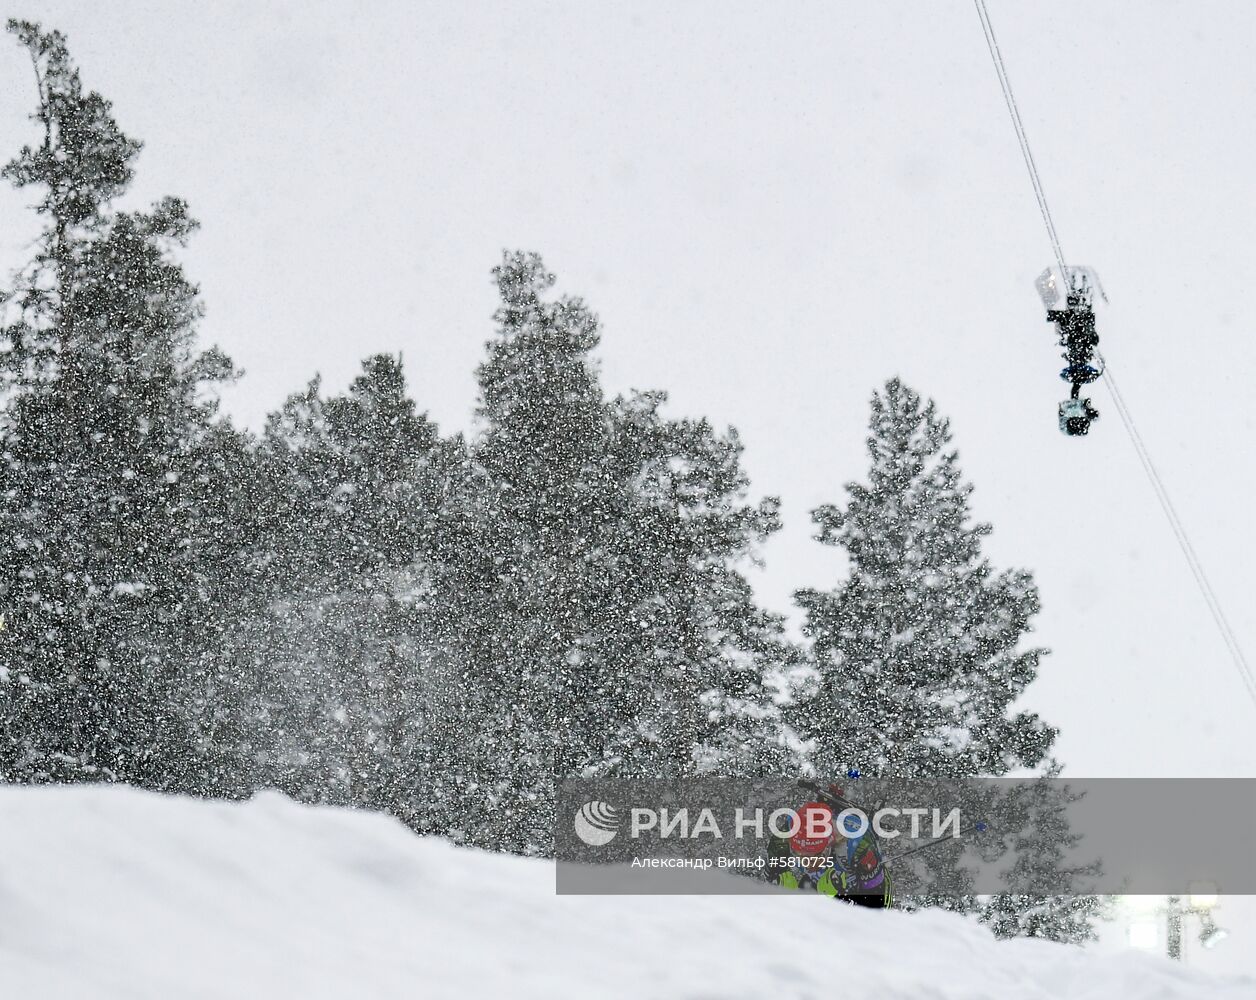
[574,800,620,846]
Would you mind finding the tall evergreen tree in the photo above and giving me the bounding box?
[208,355,457,819]
[0,21,242,789]
[795,379,1104,939]
[794,379,1049,911]
[795,378,1054,781]
[427,252,793,853]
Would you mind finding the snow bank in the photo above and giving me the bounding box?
[0,787,1249,1000]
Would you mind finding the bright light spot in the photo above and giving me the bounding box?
[1188,882,1218,911]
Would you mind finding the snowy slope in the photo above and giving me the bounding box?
[0,787,1249,1000]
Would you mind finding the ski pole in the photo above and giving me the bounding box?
[881,821,989,866]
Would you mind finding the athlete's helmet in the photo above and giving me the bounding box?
[790,801,836,856]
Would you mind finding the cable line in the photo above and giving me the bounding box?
[974,0,1067,282]
[973,0,1256,711]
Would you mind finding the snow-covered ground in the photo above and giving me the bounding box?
[1,787,1250,999]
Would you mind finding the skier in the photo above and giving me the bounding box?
[766,794,892,907]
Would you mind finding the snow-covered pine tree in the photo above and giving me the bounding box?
[429,252,792,853]
[795,378,1055,780]
[211,355,457,819]
[596,389,796,781]
[260,355,449,591]
[0,21,242,790]
[980,764,1112,944]
[793,378,1055,909]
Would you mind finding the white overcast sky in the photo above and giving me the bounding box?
[2,1,1254,783]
